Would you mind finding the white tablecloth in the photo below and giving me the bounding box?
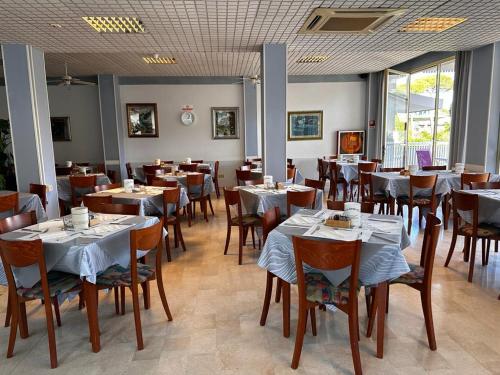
[249,168,305,184]
[0,190,47,222]
[134,163,213,183]
[57,174,111,202]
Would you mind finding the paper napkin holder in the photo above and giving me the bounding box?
[324,216,352,229]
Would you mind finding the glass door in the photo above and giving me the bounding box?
[383,70,409,168]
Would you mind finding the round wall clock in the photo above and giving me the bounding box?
[180,111,195,126]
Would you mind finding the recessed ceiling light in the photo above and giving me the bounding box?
[143,56,177,64]
[296,55,330,63]
[399,17,466,33]
[82,16,145,33]
[50,23,62,28]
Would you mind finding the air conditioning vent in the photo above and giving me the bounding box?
[299,8,405,34]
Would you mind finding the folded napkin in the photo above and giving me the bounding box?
[82,224,131,237]
[38,230,79,242]
[362,220,400,234]
[304,225,361,241]
[282,215,322,227]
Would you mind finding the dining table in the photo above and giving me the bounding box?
[237,184,323,216]
[86,186,189,216]
[258,208,410,357]
[321,159,377,183]
[0,190,47,221]
[459,189,500,226]
[156,172,214,195]
[134,163,213,183]
[0,213,162,353]
[249,168,305,184]
[57,173,111,203]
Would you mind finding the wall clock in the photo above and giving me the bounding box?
[180,111,195,126]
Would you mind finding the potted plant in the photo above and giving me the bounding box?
[0,119,16,190]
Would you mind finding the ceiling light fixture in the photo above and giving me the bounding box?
[50,23,62,28]
[82,16,145,33]
[143,56,177,64]
[399,17,466,32]
[297,55,330,63]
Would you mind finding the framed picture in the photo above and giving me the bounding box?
[50,117,71,141]
[287,111,323,141]
[126,103,159,138]
[212,107,239,139]
[337,130,365,155]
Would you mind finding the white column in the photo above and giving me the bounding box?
[243,79,259,158]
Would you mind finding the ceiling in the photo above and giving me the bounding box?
[0,0,499,77]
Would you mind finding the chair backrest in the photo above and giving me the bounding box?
[262,207,280,243]
[239,165,251,171]
[94,203,140,215]
[409,175,437,207]
[419,213,441,287]
[55,166,72,176]
[162,187,181,218]
[223,188,243,224]
[129,219,164,275]
[162,160,174,164]
[461,172,490,190]
[82,195,113,212]
[145,173,156,186]
[360,155,368,161]
[292,236,361,308]
[143,165,163,174]
[327,161,341,182]
[286,190,316,217]
[451,189,478,224]
[422,165,447,171]
[248,157,262,162]
[0,211,37,234]
[287,167,296,183]
[69,175,97,207]
[107,170,117,183]
[470,181,500,190]
[380,167,403,172]
[359,171,374,202]
[0,192,19,216]
[198,167,211,175]
[244,179,264,186]
[371,158,383,164]
[186,173,205,197]
[358,161,377,173]
[326,199,374,214]
[179,163,198,172]
[304,178,326,191]
[94,182,121,192]
[236,169,252,185]
[317,158,326,179]
[191,160,203,164]
[325,155,337,160]
[152,179,178,188]
[77,162,90,166]
[29,183,47,210]
[126,162,134,179]
[287,158,293,165]
[416,150,432,168]
[213,161,220,178]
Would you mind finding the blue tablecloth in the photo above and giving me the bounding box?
[0,190,47,222]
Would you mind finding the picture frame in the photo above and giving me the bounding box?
[50,117,71,141]
[337,130,365,155]
[212,107,239,139]
[287,111,323,141]
[126,103,159,138]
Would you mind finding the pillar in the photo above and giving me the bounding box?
[243,79,259,158]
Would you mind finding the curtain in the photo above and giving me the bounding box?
[449,51,472,165]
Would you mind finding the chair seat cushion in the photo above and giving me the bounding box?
[305,272,354,305]
[96,263,155,287]
[231,214,262,226]
[458,224,500,238]
[397,196,432,206]
[17,271,82,299]
[391,263,424,285]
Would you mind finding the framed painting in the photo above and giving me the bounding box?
[212,107,239,139]
[337,130,365,155]
[127,103,159,138]
[50,117,71,141]
[287,111,323,141]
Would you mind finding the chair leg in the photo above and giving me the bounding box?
[495,240,498,252]
[238,226,244,265]
[418,207,423,227]
[78,292,85,310]
[164,234,172,262]
[463,236,471,262]
[259,272,273,326]
[282,282,290,338]
[251,226,256,249]
[177,223,187,252]
[481,239,486,266]
[485,239,490,266]
[52,297,62,327]
[444,230,458,267]
[208,195,214,216]
[114,287,120,315]
[291,301,308,369]
[467,237,478,282]
[187,203,192,227]
[43,296,57,368]
[203,199,208,222]
[348,310,362,375]
[4,290,11,327]
[141,281,151,310]
[130,282,144,350]
[6,297,18,359]
[420,290,437,350]
[224,225,231,255]
[275,278,282,303]
[309,307,317,336]
[120,286,126,315]
[172,223,178,249]
[407,205,413,235]
[18,302,29,338]
[156,268,173,322]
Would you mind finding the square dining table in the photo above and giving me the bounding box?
[459,189,500,226]
[258,208,410,358]
[0,190,47,221]
[321,160,377,183]
[57,173,111,203]
[249,168,305,184]
[0,213,162,352]
[86,186,189,216]
[157,172,214,195]
[134,163,213,183]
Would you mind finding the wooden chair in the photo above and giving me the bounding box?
[94,219,172,350]
[286,167,296,183]
[291,236,362,373]
[380,167,403,172]
[244,179,264,186]
[444,190,500,282]
[191,159,203,164]
[143,165,163,175]
[317,158,329,182]
[186,173,208,225]
[326,199,375,214]
[359,171,394,214]
[371,158,383,164]
[162,160,174,164]
[198,168,215,216]
[106,170,117,184]
[126,162,135,179]
[0,238,82,368]
[286,190,316,217]
[287,158,293,166]
[223,188,261,265]
[470,181,500,190]
[350,161,377,201]
[152,179,178,188]
[55,166,72,176]
[236,169,253,186]
[179,163,198,172]
[82,195,113,212]
[327,161,348,202]
[213,160,221,199]
[367,213,441,351]
[93,203,140,216]
[422,165,447,171]
[94,182,121,192]
[161,187,186,261]
[361,155,368,161]
[460,172,490,189]
[397,175,437,235]
[0,192,19,217]
[69,175,97,207]
[324,155,338,160]
[29,184,47,211]
[259,207,283,326]
[304,178,326,191]
[248,157,262,162]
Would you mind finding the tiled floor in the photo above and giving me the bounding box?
[0,196,499,375]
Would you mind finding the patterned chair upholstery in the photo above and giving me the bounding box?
[96,263,155,287]
[391,263,424,285]
[305,272,354,305]
[17,271,82,299]
[458,224,500,238]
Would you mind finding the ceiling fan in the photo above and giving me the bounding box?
[233,75,261,85]
[47,63,96,86]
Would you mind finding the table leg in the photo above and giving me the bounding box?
[84,280,100,353]
[282,281,290,338]
[376,282,388,359]
[389,197,395,215]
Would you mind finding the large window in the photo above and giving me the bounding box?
[383,59,455,168]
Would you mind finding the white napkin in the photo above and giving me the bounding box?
[38,231,79,242]
[82,224,132,237]
[362,220,400,234]
[303,225,361,241]
[282,215,322,227]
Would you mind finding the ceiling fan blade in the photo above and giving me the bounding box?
[71,79,96,86]
[57,81,67,86]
